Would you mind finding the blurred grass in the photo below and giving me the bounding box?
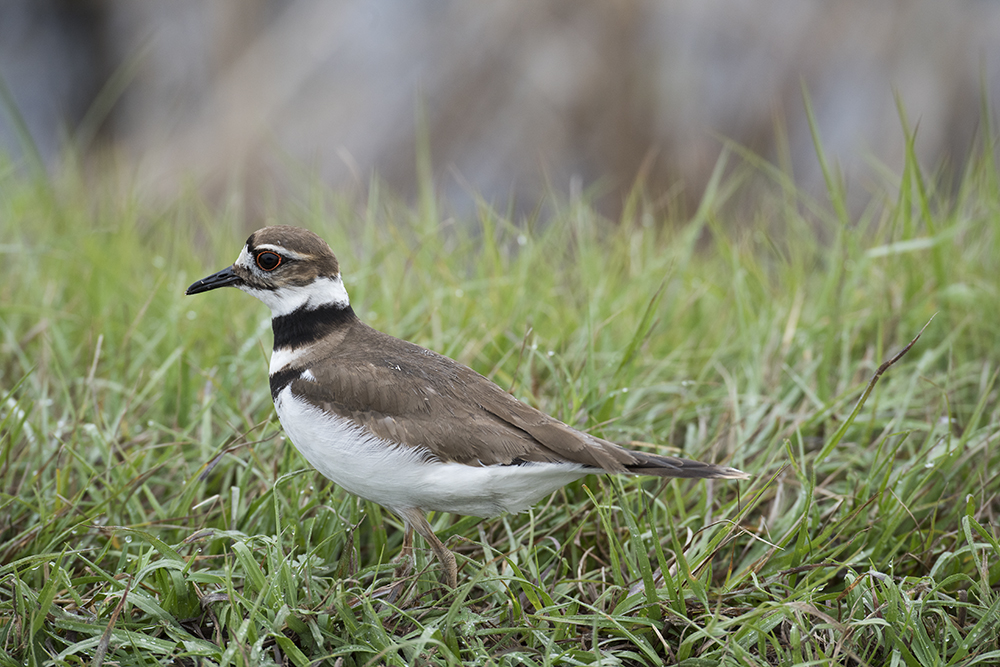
[1,113,999,666]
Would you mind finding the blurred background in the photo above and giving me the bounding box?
[2,0,999,215]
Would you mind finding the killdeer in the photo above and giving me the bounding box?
[186,226,747,587]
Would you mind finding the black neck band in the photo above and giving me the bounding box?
[269,367,299,400]
[271,304,357,349]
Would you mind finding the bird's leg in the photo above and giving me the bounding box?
[398,508,457,588]
[394,523,414,579]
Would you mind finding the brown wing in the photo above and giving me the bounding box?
[287,321,746,479]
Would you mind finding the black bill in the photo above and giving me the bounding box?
[186,266,243,295]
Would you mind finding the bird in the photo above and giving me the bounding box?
[186,225,748,588]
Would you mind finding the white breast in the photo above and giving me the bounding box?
[273,384,592,517]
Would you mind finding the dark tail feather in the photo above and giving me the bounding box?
[624,450,749,480]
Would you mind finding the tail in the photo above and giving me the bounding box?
[623,449,749,480]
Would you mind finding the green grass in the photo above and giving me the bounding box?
[2,117,1000,666]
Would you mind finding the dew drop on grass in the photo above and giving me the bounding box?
[621,387,628,393]
[547,350,554,357]
[517,234,527,246]
[186,310,197,320]
[124,536,133,544]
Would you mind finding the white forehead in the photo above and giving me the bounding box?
[235,245,253,269]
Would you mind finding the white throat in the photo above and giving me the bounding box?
[240,275,350,317]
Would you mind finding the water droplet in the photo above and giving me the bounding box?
[124,536,133,544]
[186,310,197,321]
[517,234,527,246]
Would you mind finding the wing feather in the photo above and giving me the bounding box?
[284,321,746,479]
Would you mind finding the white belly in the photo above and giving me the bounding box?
[273,386,591,517]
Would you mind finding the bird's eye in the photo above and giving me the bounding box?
[256,251,282,271]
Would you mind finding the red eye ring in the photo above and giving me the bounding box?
[256,251,282,271]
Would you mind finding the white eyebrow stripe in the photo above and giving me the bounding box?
[254,244,308,260]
